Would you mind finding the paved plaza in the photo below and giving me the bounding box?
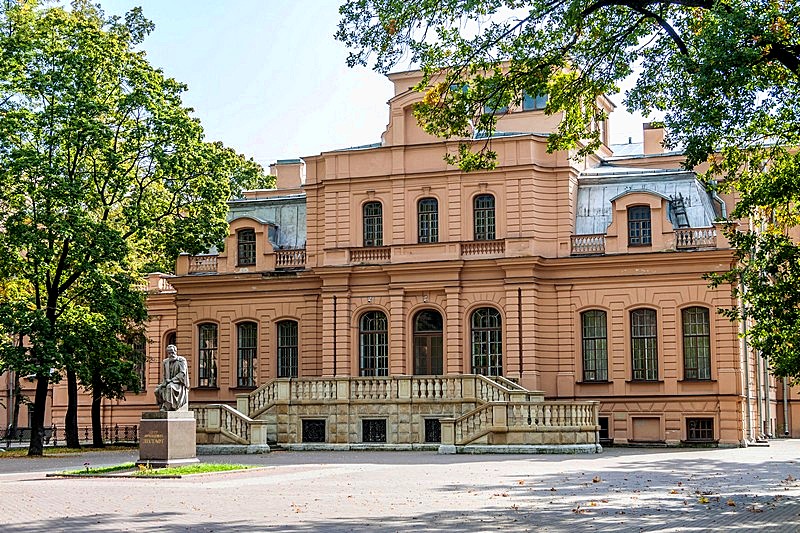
[1,441,800,532]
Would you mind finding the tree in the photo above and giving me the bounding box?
[0,0,268,455]
[337,0,800,377]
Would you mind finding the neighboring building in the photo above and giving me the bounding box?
[23,68,794,448]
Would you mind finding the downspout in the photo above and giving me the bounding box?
[518,288,523,379]
[763,352,771,437]
[333,295,337,377]
[740,275,753,443]
[755,349,764,438]
[783,378,789,437]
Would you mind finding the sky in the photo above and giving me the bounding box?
[98,0,651,169]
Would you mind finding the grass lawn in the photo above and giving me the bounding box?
[56,462,252,477]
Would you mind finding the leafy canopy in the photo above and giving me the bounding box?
[337,0,800,377]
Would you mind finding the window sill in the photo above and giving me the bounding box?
[681,440,718,446]
[625,380,664,384]
[192,386,220,391]
[678,379,717,383]
[229,386,257,391]
[576,380,612,385]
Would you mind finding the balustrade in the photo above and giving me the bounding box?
[188,254,218,273]
[350,247,391,263]
[675,227,717,249]
[461,240,505,256]
[275,248,306,269]
[571,234,606,255]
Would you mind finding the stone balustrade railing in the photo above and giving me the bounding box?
[192,404,269,445]
[188,254,218,274]
[461,240,505,256]
[239,375,528,418]
[675,227,717,249]
[441,400,600,446]
[571,234,606,255]
[349,246,392,263]
[274,248,307,269]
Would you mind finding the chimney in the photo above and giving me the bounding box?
[268,159,304,190]
[643,123,665,155]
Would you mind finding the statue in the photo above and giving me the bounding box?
[154,344,189,411]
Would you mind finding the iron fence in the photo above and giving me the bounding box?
[2,424,138,447]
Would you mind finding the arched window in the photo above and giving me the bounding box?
[631,309,658,381]
[237,322,257,387]
[237,228,256,266]
[581,310,608,382]
[277,320,299,378]
[683,307,711,380]
[198,323,218,387]
[413,310,443,375]
[363,202,383,246]
[628,206,652,246]
[474,194,496,241]
[418,198,439,243]
[471,307,502,376]
[359,311,388,376]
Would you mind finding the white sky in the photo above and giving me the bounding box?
[100,0,650,168]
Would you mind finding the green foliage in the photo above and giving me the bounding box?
[338,0,800,378]
[134,462,252,476]
[0,0,269,452]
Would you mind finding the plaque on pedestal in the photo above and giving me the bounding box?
[137,410,199,468]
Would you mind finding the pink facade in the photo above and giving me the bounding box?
[20,69,792,447]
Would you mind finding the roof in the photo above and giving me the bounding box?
[575,165,719,235]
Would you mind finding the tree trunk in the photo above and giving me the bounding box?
[91,371,104,448]
[64,367,80,448]
[27,374,50,456]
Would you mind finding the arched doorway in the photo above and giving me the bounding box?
[413,310,443,375]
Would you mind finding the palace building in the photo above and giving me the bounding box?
[9,68,795,449]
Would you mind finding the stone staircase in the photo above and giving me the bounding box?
[193,375,600,453]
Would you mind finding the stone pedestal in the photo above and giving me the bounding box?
[137,410,199,468]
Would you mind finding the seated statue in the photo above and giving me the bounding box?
[154,344,189,411]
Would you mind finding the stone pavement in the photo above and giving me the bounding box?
[1,441,800,532]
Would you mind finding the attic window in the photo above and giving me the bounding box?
[237,229,256,266]
[628,206,652,247]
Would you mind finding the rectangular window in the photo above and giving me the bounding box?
[631,309,658,381]
[523,92,548,111]
[628,206,652,246]
[237,229,256,266]
[581,310,608,381]
[686,418,714,441]
[417,198,438,243]
[133,337,147,390]
[424,418,442,443]
[198,323,218,387]
[362,419,387,443]
[683,307,711,380]
[237,322,257,387]
[598,417,610,442]
[302,419,326,443]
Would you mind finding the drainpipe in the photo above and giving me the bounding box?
[783,378,790,437]
[517,288,523,378]
[763,352,772,437]
[755,348,764,438]
[332,295,337,377]
[739,276,753,443]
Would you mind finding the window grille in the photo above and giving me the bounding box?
[683,307,711,380]
[237,229,256,266]
[277,320,299,378]
[198,323,218,387]
[631,309,658,381]
[581,310,608,381]
[474,194,496,241]
[359,311,388,376]
[417,198,439,243]
[363,202,383,246]
[471,307,503,376]
[237,322,257,387]
[686,418,714,441]
[628,206,652,246]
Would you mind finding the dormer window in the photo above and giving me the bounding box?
[628,206,652,247]
[237,228,256,265]
[523,92,548,111]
